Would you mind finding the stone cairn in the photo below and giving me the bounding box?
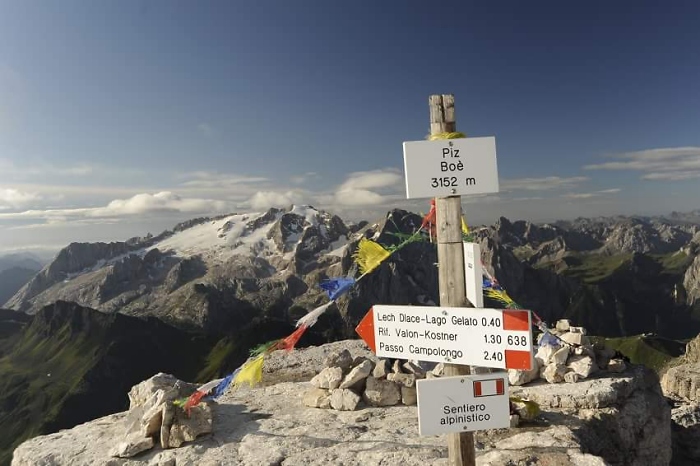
[508,319,628,387]
[303,320,630,428]
[109,373,213,459]
[302,349,437,411]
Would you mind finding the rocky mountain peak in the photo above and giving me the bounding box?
[601,219,693,254]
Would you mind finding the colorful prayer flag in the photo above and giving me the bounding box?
[353,238,391,275]
[296,301,333,328]
[319,277,355,300]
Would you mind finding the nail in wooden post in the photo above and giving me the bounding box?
[429,94,476,466]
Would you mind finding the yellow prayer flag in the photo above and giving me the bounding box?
[353,238,391,275]
[485,288,517,308]
[461,216,470,235]
[233,355,265,388]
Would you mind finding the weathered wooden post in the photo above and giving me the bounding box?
[356,92,521,466]
[430,94,476,466]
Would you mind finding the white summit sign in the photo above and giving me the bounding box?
[416,373,511,435]
[402,136,499,199]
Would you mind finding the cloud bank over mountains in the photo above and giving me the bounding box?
[1,145,698,253]
[585,146,700,181]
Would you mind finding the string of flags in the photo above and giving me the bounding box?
[175,200,561,412]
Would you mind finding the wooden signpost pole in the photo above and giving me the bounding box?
[429,94,476,466]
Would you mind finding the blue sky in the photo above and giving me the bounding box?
[1,0,699,253]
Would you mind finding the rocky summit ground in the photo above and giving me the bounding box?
[12,340,672,466]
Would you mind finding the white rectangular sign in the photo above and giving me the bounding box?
[417,373,511,435]
[464,242,484,308]
[402,136,499,199]
[370,304,532,369]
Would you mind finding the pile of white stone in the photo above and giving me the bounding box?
[302,349,439,411]
[509,319,628,386]
[109,373,213,459]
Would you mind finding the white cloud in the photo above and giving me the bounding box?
[178,171,270,193]
[334,189,388,206]
[91,192,228,216]
[641,171,700,181]
[562,188,621,199]
[246,190,307,210]
[290,172,318,185]
[331,168,404,207]
[0,191,230,221]
[500,176,589,192]
[337,169,403,191]
[584,146,700,180]
[0,188,41,209]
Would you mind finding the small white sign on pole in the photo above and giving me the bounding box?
[463,242,483,308]
[402,136,499,199]
[416,373,511,436]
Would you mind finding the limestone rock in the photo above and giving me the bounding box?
[387,372,416,388]
[671,403,700,465]
[573,345,596,358]
[556,319,571,332]
[11,341,672,466]
[109,432,155,458]
[560,332,591,346]
[401,386,417,405]
[351,356,374,371]
[139,389,173,437]
[310,366,344,390]
[565,371,581,383]
[339,360,373,389]
[608,359,627,373]
[363,376,401,406]
[567,355,597,379]
[683,253,700,307]
[262,339,377,384]
[543,363,567,383]
[552,345,571,365]
[431,363,445,376]
[372,359,391,379]
[127,372,195,409]
[508,353,540,386]
[508,367,537,386]
[303,388,331,408]
[392,360,403,374]
[662,363,700,402]
[323,349,354,372]
[509,414,520,428]
[512,365,672,466]
[165,403,212,448]
[477,426,608,465]
[330,388,361,411]
[402,361,426,378]
[160,402,175,449]
[535,344,558,366]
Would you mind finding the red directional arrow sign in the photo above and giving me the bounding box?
[355,305,533,370]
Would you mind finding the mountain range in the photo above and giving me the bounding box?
[7,205,700,338]
[1,204,700,464]
[0,253,44,306]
